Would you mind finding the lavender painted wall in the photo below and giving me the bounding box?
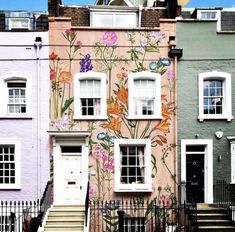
[0,32,50,201]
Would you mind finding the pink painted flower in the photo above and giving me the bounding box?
[89,186,94,198]
[92,144,108,160]
[102,157,114,173]
[50,68,56,81]
[103,31,117,46]
[167,71,175,79]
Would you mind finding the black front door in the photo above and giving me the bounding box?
[186,150,204,203]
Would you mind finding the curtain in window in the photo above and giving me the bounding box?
[137,146,144,184]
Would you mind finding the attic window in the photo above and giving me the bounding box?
[9,18,30,30]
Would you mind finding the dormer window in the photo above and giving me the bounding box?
[8,18,30,30]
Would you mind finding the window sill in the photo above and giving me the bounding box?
[73,115,107,120]
[198,115,233,122]
[115,188,153,193]
[128,115,162,120]
[0,116,33,120]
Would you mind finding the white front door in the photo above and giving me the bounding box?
[55,145,83,205]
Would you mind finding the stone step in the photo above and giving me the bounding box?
[44,225,84,230]
[48,214,85,219]
[198,225,235,232]
[197,213,227,220]
[46,219,84,225]
[197,219,234,226]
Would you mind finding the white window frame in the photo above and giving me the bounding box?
[181,139,213,204]
[114,139,152,192]
[74,71,107,120]
[0,139,21,189]
[8,18,30,30]
[0,73,32,118]
[128,71,162,119]
[90,10,138,28]
[197,10,221,31]
[198,71,232,122]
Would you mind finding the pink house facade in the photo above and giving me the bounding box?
[48,4,180,205]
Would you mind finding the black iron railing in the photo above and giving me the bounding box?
[0,200,41,232]
[214,180,235,222]
[85,181,90,228]
[89,199,196,232]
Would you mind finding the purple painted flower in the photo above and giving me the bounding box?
[80,53,93,72]
[149,31,164,42]
[110,136,116,144]
[140,38,148,47]
[103,31,117,46]
[102,157,114,173]
[89,186,94,198]
[54,116,69,130]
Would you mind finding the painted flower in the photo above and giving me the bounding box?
[92,144,108,160]
[49,52,58,61]
[149,31,164,43]
[140,38,148,47]
[110,136,116,145]
[115,87,128,107]
[54,116,69,130]
[97,132,107,141]
[107,117,122,133]
[50,68,56,81]
[58,71,72,84]
[107,100,123,117]
[89,186,94,198]
[80,53,93,72]
[102,156,114,173]
[103,31,117,46]
[167,71,175,79]
[64,29,76,42]
[155,119,170,133]
[149,61,157,71]
[75,40,82,49]
[160,57,171,67]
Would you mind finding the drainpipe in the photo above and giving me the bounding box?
[138,5,142,28]
[34,37,42,199]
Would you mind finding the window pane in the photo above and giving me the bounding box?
[120,145,145,184]
[203,80,223,115]
[115,14,136,27]
[0,145,16,186]
[93,13,113,27]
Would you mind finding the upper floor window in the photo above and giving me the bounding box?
[74,71,107,120]
[198,71,232,122]
[8,18,30,30]
[90,11,138,28]
[0,73,32,118]
[114,139,152,192]
[128,71,161,119]
[0,140,21,189]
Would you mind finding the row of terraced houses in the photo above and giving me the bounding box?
[1,0,235,231]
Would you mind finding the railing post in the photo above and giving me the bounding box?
[117,210,125,231]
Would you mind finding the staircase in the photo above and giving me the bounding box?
[195,204,235,232]
[39,205,86,232]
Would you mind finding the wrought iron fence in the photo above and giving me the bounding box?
[214,180,235,222]
[0,200,40,232]
[89,199,196,232]
[0,181,53,232]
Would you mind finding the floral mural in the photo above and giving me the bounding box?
[50,29,177,202]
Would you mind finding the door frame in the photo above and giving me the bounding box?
[49,131,90,205]
[181,139,213,204]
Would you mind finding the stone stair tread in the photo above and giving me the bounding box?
[198,226,235,229]
[197,219,231,222]
[45,225,84,228]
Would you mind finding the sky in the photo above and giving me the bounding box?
[0,0,235,11]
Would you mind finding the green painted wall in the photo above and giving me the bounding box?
[176,20,235,184]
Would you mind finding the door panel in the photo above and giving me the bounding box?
[56,146,83,204]
[186,153,204,203]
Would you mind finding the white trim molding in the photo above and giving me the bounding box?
[0,72,32,118]
[181,139,213,204]
[114,139,152,192]
[0,139,21,189]
[198,71,233,122]
[227,136,235,184]
[128,71,162,120]
[74,71,107,120]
